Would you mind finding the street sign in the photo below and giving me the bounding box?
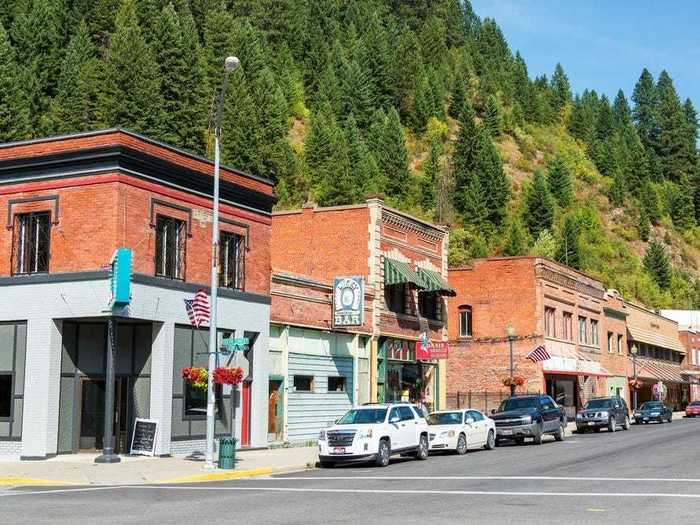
[221,337,249,353]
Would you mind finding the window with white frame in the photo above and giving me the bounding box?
[459,305,473,337]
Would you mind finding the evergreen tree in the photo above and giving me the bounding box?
[503,218,528,256]
[376,107,410,199]
[524,170,555,237]
[609,168,626,207]
[46,21,102,134]
[483,94,501,136]
[643,239,671,289]
[478,134,510,225]
[345,114,382,199]
[640,180,662,224]
[531,229,557,258]
[681,98,699,177]
[638,209,651,241]
[99,0,163,135]
[550,63,571,112]
[338,56,374,129]
[0,21,30,141]
[547,155,572,206]
[556,214,582,269]
[632,68,659,152]
[420,137,442,210]
[671,175,696,230]
[612,89,632,128]
[412,72,437,133]
[656,70,688,181]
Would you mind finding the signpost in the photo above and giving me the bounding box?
[333,277,364,327]
[130,418,158,457]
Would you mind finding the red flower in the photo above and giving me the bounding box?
[213,367,244,385]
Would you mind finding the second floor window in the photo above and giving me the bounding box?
[12,212,50,275]
[459,306,473,337]
[617,334,624,355]
[155,215,186,279]
[607,332,614,353]
[545,307,556,338]
[578,316,587,344]
[219,232,245,290]
[563,312,573,341]
[418,292,440,321]
[590,319,599,346]
[385,284,406,314]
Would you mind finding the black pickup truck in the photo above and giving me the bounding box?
[490,394,567,446]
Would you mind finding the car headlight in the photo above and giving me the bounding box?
[356,429,373,439]
[319,430,326,441]
[598,411,609,419]
[521,415,532,424]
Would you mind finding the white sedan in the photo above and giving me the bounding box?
[427,409,496,454]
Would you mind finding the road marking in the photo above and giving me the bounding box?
[261,475,700,483]
[0,486,122,498]
[133,486,700,498]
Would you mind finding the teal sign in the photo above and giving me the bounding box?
[110,248,132,306]
[222,337,249,351]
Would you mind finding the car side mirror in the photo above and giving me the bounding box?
[490,409,496,415]
[465,418,474,424]
[390,415,400,424]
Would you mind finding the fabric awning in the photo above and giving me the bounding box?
[384,258,426,289]
[627,325,686,354]
[629,356,689,384]
[417,268,456,296]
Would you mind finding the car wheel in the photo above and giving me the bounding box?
[515,437,525,446]
[484,430,496,450]
[375,439,390,467]
[532,424,543,445]
[593,427,601,432]
[668,414,673,423]
[319,460,335,468]
[415,434,429,460]
[623,416,631,431]
[554,422,565,442]
[494,437,502,447]
[608,417,616,433]
[456,433,467,455]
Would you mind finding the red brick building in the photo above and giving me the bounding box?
[268,199,451,443]
[0,129,274,459]
[447,257,630,418]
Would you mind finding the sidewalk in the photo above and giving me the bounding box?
[0,446,317,488]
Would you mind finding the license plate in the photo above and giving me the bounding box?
[501,429,512,435]
[643,418,649,422]
[587,421,595,426]
[332,447,346,454]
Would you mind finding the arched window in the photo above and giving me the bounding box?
[458,305,472,337]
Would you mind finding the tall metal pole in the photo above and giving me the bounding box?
[95,317,120,463]
[632,353,638,410]
[205,57,239,469]
[508,336,515,397]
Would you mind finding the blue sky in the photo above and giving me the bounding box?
[471,0,700,106]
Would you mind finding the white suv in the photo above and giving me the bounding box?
[318,404,430,467]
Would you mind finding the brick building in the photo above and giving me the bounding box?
[658,310,700,403]
[447,257,630,419]
[0,129,275,459]
[269,199,450,443]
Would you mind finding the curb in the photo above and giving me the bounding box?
[161,467,275,484]
[0,477,74,487]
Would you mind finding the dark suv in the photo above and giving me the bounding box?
[575,396,631,433]
[490,395,566,445]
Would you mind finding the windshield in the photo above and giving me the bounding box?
[584,399,612,410]
[640,402,662,410]
[689,401,700,407]
[337,408,387,425]
[427,412,463,425]
[498,397,539,412]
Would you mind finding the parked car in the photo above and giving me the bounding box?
[490,394,566,445]
[633,401,673,424]
[575,396,631,433]
[686,401,700,418]
[318,403,429,468]
[427,409,496,454]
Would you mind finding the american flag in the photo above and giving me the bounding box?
[184,289,210,327]
[526,345,551,362]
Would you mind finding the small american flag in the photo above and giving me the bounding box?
[184,289,210,327]
[526,345,551,362]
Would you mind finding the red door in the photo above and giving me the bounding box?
[241,381,251,447]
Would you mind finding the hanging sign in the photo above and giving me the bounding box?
[416,332,449,360]
[110,248,132,306]
[130,418,158,456]
[333,276,364,327]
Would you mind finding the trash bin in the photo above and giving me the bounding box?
[218,437,237,470]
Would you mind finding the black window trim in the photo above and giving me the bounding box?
[11,211,51,276]
[385,283,407,314]
[327,375,347,393]
[154,214,187,280]
[293,374,314,393]
[219,230,245,291]
[418,290,441,321]
[0,371,14,422]
[182,381,224,421]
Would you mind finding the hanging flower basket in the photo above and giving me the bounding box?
[501,375,525,387]
[213,366,244,386]
[628,379,642,390]
[182,367,208,390]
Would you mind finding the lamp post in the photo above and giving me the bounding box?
[205,56,240,470]
[631,343,638,411]
[506,324,516,396]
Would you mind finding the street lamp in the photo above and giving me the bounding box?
[630,343,638,411]
[506,324,516,396]
[205,56,240,470]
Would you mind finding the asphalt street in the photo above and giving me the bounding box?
[2,417,699,524]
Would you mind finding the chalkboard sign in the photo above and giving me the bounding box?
[130,418,158,456]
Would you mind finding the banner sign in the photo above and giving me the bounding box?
[333,276,364,327]
[417,333,449,360]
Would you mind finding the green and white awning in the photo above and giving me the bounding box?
[418,267,456,296]
[384,258,426,289]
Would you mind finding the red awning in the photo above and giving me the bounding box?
[629,356,689,384]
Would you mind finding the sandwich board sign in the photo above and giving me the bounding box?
[130,418,158,456]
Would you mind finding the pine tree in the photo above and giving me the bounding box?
[632,68,659,152]
[550,63,571,113]
[643,239,671,289]
[46,21,102,134]
[421,137,442,210]
[338,56,374,129]
[612,89,632,128]
[556,214,582,269]
[531,229,557,258]
[478,135,510,225]
[671,175,696,230]
[483,95,501,136]
[640,180,662,224]
[449,63,469,119]
[99,0,163,135]
[503,218,528,256]
[412,72,436,133]
[0,21,30,141]
[609,168,626,207]
[656,70,688,181]
[638,209,651,241]
[376,107,410,199]
[681,98,699,178]
[524,170,555,237]
[345,114,382,199]
[547,155,572,206]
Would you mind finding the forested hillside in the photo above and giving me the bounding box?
[1,0,699,308]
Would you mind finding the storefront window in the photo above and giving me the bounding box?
[184,383,222,419]
[0,373,12,419]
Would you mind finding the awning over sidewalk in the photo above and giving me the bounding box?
[384,258,426,289]
[627,325,686,354]
[542,345,611,377]
[630,355,689,384]
[417,267,456,296]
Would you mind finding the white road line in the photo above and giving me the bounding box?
[134,486,700,498]
[0,486,123,498]
[253,475,700,483]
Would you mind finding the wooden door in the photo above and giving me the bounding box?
[241,381,251,447]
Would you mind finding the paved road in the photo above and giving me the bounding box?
[3,418,700,524]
